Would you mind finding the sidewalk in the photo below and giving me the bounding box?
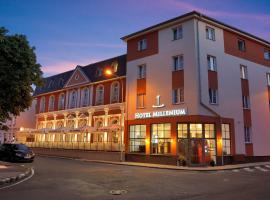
[0,161,32,187]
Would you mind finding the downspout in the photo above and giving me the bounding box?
[195,15,224,165]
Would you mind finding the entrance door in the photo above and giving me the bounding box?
[190,139,204,165]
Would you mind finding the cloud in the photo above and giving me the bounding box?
[50,41,125,49]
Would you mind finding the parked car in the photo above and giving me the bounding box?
[0,143,35,162]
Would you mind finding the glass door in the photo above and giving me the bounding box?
[190,139,204,165]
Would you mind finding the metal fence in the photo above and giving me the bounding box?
[24,141,122,152]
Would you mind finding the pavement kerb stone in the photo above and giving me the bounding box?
[37,154,270,172]
[0,163,33,187]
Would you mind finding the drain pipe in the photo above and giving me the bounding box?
[195,15,224,166]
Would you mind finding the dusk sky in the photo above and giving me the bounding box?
[1,0,270,77]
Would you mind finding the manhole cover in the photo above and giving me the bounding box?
[109,190,127,195]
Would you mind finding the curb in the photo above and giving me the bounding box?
[0,165,33,188]
[37,154,270,172]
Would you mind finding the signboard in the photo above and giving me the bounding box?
[135,108,187,119]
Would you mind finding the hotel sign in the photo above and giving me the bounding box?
[135,108,188,119]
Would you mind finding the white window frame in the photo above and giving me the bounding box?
[48,95,55,111]
[172,88,184,104]
[172,25,183,40]
[110,81,120,103]
[95,85,104,105]
[242,96,250,109]
[137,94,145,109]
[240,65,248,79]
[138,39,147,51]
[207,55,217,71]
[209,89,218,104]
[244,126,252,143]
[267,73,270,86]
[138,64,146,79]
[172,55,184,71]
[264,50,270,60]
[206,26,215,41]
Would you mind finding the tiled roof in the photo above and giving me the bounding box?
[34,54,126,96]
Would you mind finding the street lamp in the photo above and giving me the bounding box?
[104,68,124,162]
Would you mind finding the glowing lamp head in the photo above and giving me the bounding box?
[105,68,113,76]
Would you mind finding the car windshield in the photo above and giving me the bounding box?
[13,144,29,151]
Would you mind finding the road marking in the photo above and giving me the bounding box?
[255,166,268,172]
[243,168,254,172]
[232,169,239,172]
[0,168,35,190]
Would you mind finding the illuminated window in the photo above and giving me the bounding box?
[151,123,171,154]
[238,39,246,51]
[172,25,183,40]
[137,64,146,79]
[110,81,119,103]
[240,65,248,79]
[190,124,203,138]
[48,95,55,111]
[138,39,147,51]
[95,85,104,105]
[40,96,46,113]
[206,26,215,41]
[207,55,217,71]
[177,124,188,138]
[58,93,65,110]
[129,125,146,153]
[222,124,231,155]
[172,55,184,71]
[137,94,145,108]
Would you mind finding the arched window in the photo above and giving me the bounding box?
[40,96,46,113]
[48,95,55,111]
[110,81,119,103]
[69,90,77,109]
[95,85,104,105]
[58,93,65,110]
[81,88,90,107]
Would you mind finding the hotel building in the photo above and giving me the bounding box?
[19,11,270,166]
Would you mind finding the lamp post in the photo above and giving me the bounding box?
[104,68,124,162]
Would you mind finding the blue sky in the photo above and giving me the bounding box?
[1,0,270,77]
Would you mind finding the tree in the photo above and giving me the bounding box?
[0,27,43,130]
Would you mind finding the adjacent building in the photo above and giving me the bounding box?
[18,11,270,166]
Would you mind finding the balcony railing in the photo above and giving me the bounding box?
[24,141,122,152]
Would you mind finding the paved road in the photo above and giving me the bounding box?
[1,156,270,200]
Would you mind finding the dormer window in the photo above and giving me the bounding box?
[112,61,118,73]
[138,39,147,51]
[238,39,246,51]
[96,68,103,77]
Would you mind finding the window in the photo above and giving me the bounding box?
[209,89,218,104]
[40,97,46,113]
[207,55,217,71]
[95,85,104,105]
[244,126,252,143]
[151,124,171,154]
[222,124,231,155]
[242,96,250,109]
[138,39,147,51]
[69,90,77,109]
[204,124,216,162]
[48,95,55,111]
[264,50,270,60]
[177,124,188,138]
[137,94,145,108]
[206,27,215,41]
[267,73,270,86]
[110,82,119,103]
[190,124,203,138]
[172,26,183,40]
[81,88,90,107]
[238,39,246,51]
[129,125,146,153]
[204,124,215,138]
[172,55,184,71]
[172,88,184,104]
[96,68,102,77]
[58,93,65,110]
[138,64,146,79]
[240,65,248,79]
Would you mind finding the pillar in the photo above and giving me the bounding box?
[65,90,69,109]
[75,111,79,128]
[104,107,109,126]
[87,108,94,127]
[53,114,57,129]
[63,113,68,127]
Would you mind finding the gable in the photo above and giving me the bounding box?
[64,66,90,87]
